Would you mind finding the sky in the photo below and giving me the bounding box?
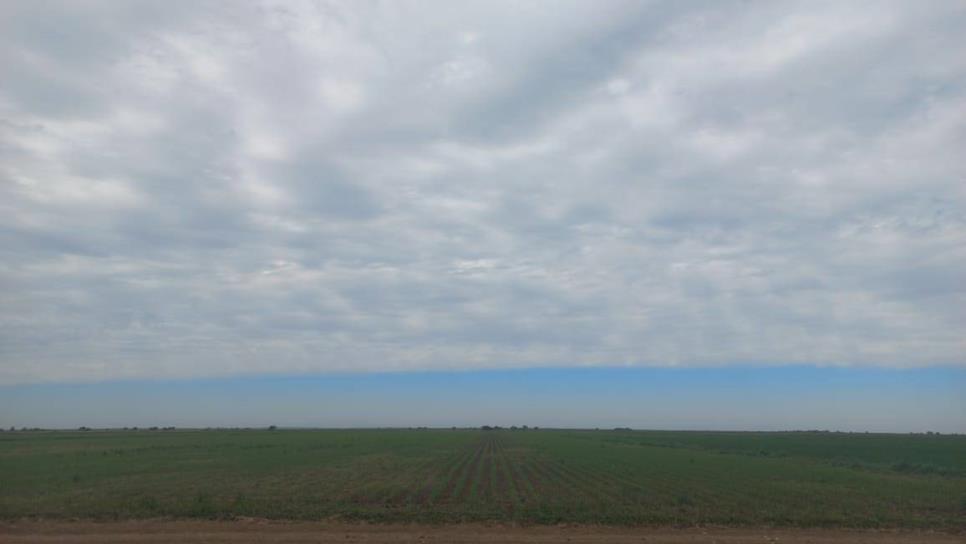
[1,1,964,429]
[2,367,964,433]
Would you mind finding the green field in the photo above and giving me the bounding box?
[1,429,964,528]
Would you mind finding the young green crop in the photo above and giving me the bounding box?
[1,429,963,528]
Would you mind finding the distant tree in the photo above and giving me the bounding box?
[481,425,493,431]
[268,425,277,431]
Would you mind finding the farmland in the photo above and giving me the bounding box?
[1,429,964,529]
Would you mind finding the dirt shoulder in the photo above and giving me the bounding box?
[1,521,963,544]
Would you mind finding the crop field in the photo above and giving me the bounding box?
[1,429,964,529]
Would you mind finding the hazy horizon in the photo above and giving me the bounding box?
[1,1,964,433]
[3,366,964,433]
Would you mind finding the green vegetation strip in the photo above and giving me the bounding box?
[1,429,964,529]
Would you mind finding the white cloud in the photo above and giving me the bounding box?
[0,0,964,384]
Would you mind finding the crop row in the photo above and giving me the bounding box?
[340,434,656,515]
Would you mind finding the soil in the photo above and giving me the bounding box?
[1,521,962,544]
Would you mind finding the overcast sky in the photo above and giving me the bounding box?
[1,0,965,386]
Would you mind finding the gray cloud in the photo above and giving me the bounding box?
[1,0,964,384]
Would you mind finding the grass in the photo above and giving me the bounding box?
[0,428,963,528]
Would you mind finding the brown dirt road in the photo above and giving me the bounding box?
[1,521,963,544]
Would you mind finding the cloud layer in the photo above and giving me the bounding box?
[2,0,964,384]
